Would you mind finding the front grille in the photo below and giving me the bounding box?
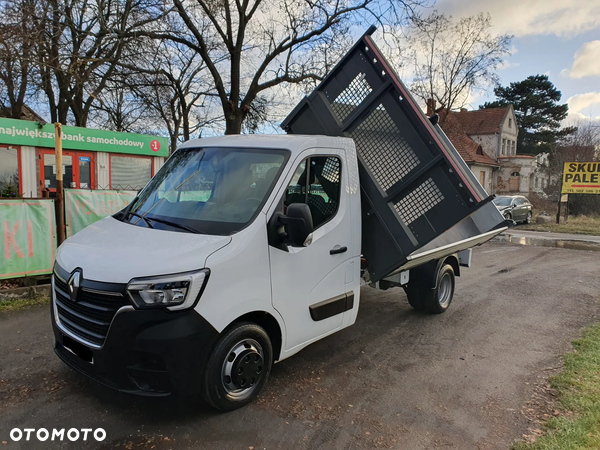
[54,274,129,347]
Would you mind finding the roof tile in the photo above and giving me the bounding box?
[440,113,498,166]
[452,107,509,135]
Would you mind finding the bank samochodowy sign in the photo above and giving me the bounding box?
[561,162,600,195]
[0,118,168,157]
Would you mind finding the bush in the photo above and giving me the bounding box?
[567,194,600,216]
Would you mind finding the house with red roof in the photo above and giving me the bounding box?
[427,101,549,195]
[437,111,499,194]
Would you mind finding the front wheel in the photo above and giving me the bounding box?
[406,264,455,314]
[201,322,273,412]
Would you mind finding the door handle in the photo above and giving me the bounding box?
[330,246,347,255]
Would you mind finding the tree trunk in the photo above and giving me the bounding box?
[170,136,178,155]
[10,103,23,120]
[224,106,245,135]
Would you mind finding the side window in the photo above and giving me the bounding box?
[284,156,341,229]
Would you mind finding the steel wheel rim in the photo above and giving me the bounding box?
[438,273,453,307]
[221,338,264,400]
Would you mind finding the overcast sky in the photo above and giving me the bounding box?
[433,0,600,124]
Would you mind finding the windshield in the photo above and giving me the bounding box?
[121,147,289,235]
[493,197,513,207]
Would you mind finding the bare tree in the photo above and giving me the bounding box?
[550,120,600,214]
[115,37,221,153]
[90,79,149,132]
[34,0,167,126]
[404,11,511,119]
[551,119,598,170]
[142,0,423,134]
[0,0,45,119]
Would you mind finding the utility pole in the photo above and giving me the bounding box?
[55,123,65,245]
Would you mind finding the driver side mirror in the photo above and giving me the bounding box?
[278,203,313,247]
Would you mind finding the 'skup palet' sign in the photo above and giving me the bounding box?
[561,162,600,194]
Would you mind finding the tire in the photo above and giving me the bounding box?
[504,212,512,221]
[524,211,532,224]
[201,322,273,412]
[406,264,455,314]
[426,264,455,314]
[405,283,426,311]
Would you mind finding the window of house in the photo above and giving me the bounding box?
[510,172,520,177]
[511,140,516,155]
[110,155,152,190]
[479,171,486,187]
[284,156,342,229]
[0,147,20,197]
[502,138,506,155]
[508,118,512,128]
[535,177,539,188]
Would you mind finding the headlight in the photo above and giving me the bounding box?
[126,269,209,311]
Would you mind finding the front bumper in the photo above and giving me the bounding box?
[52,305,220,396]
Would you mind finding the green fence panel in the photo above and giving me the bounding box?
[0,199,56,280]
[65,189,137,237]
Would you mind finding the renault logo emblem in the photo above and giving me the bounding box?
[68,271,81,302]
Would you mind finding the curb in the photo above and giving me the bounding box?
[0,285,51,302]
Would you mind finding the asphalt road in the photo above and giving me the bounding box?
[2,240,600,450]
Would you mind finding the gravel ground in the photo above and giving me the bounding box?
[1,240,599,450]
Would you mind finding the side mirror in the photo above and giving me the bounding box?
[279,203,313,246]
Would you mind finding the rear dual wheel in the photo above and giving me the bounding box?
[406,264,455,314]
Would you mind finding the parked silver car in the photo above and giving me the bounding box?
[493,195,533,224]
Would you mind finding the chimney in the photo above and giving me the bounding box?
[460,108,467,112]
[426,99,436,116]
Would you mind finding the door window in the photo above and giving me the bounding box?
[79,156,91,189]
[39,150,94,193]
[284,156,341,229]
[43,153,73,189]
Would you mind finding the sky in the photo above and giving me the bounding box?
[432,0,600,125]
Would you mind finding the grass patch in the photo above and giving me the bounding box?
[514,324,600,450]
[0,295,49,312]
[521,215,600,236]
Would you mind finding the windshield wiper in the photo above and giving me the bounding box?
[145,216,201,234]
[125,211,154,228]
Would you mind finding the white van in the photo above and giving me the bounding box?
[51,29,508,411]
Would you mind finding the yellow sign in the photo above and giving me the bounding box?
[561,162,600,194]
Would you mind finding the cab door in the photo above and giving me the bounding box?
[268,148,354,354]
